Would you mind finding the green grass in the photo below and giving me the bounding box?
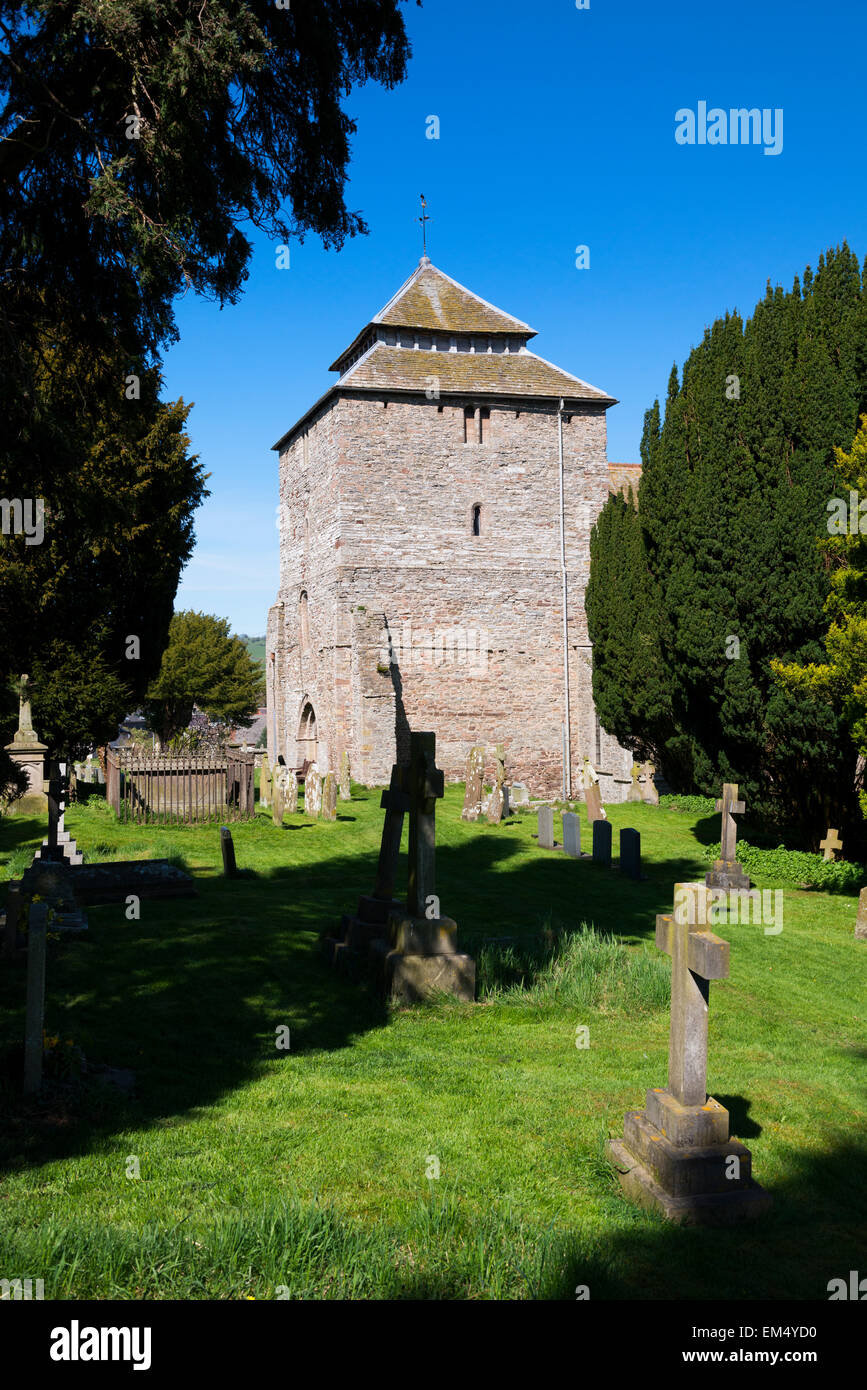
[0,788,864,1300]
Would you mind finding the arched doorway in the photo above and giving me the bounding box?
[297,701,318,767]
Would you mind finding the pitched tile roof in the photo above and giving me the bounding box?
[329,257,536,371]
[339,341,615,403]
[375,257,535,335]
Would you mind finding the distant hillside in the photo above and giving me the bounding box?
[238,635,266,668]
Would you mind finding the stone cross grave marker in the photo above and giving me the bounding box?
[640,762,659,805]
[820,828,843,862]
[706,782,750,890]
[582,759,606,823]
[486,743,508,825]
[537,806,555,850]
[373,765,411,905]
[220,827,237,878]
[607,880,771,1223]
[24,902,48,1094]
[658,883,728,1107]
[378,732,474,1002]
[627,762,642,802]
[407,732,444,918]
[461,745,485,821]
[328,763,412,962]
[34,762,83,866]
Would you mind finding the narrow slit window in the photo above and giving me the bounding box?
[472,505,481,536]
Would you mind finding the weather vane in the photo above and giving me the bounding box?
[417,194,431,256]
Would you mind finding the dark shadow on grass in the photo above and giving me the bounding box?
[542,1136,867,1301]
[714,1094,762,1139]
[0,808,819,1193]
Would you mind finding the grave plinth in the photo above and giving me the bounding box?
[607,881,771,1225]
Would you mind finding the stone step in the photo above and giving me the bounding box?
[623,1110,753,1196]
[608,1138,772,1226]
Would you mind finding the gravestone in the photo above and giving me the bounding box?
[592,819,612,866]
[562,811,581,858]
[24,903,48,1094]
[34,762,82,866]
[2,881,23,958]
[640,762,659,805]
[582,759,607,823]
[304,766,322,818]
[855,887,867,941]
[486,742,509,824]
[271,776,285,827]
[284,768,298,814]
[321,772,338,821]
[537,806,555,850]
[627,763,642,803]
[22,858,88,932]
[461,745,485,821]
[510,783,530,807]
[220,827,237,878]
[820,828,843,862]
[705,783,750,890]
[329,764,411,962]
[372,733,475,1002]
[259,754,271,809]
[339,749,351,801]
[3,675,48,815]
[620,828,641,880]
[608,882,771,1224]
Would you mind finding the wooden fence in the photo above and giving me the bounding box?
[106,749,255,825]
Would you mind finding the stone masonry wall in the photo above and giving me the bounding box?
[267,390,633,798]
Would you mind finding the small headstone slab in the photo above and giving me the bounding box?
[339,749,351,801]
[537,806,555,850]
[620,827,641,880]
[220,826,237,878]
[855,886,867,941]
[562,811,581,858]
[461,745,485,821]
[321,772,338,821]
[592,819,613,866]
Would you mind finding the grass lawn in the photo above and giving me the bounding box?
[0,787,864,1300]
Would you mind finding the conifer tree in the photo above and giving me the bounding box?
[587,244,867,843]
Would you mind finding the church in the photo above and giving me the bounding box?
[266,255,639,800]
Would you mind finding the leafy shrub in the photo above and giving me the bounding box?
[658,794,717,814]
[703,839,865,893]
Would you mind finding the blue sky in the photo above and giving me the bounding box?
[164,0,867,635]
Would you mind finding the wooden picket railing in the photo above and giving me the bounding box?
[106,749,255,824]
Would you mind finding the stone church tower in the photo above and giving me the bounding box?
[266,256,636,800]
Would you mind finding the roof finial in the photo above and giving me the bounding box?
[417,193,431,260]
